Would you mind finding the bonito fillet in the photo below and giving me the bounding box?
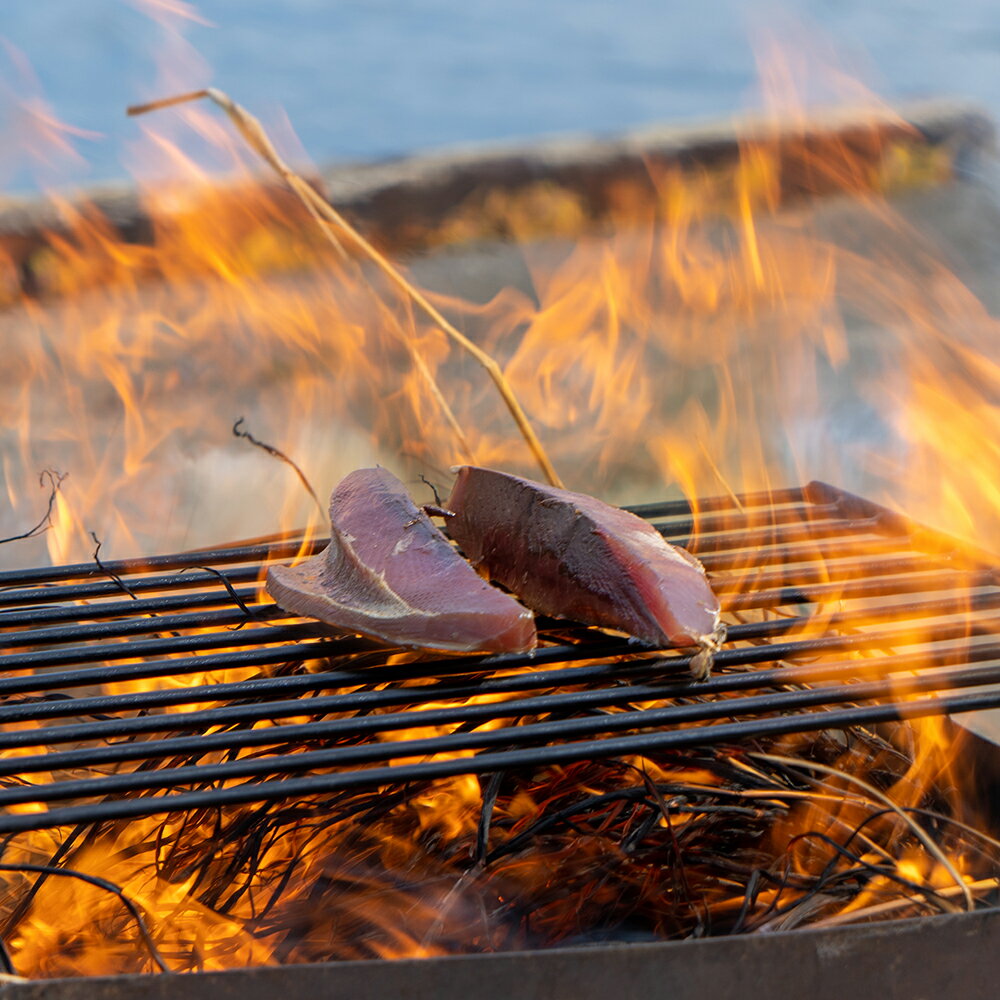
[445,466,724,678]
[267,468,536,654]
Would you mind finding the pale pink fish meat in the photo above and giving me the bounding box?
[445,466,724,677]
[267,468,536,654]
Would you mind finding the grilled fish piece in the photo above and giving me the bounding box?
[445,466,724,678]
[267,468,536,654]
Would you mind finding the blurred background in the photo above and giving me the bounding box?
[2,0,999,190]
[1,0,998,567]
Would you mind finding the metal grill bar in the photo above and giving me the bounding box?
[1,687,999,837]
[1,552,990,668]
[6,653,1000,805]
[0,638,993,755]
[0,480,997,834]
[0,608,993,718]
[2,647,998,780]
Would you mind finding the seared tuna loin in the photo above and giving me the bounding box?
[445,466,723,676]
[267,468,536,654]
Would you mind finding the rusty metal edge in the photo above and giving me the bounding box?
[3,907,999,999]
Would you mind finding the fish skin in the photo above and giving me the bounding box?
[445,466,723,676]
[266,468,536,654]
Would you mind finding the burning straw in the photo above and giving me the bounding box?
[5,724,1000,975]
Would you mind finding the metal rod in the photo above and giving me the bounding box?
[0,604,292,648]
[696,535,917,573]
[634,500,841,540]
[0,640,363,702]
[685,516,884,554]
[725,570,994,612]
[0,484,804,589]
[709,555,941,593]
[624,484,807,518]
[14,651,1000,807]
[0,522,924,624]
[0,499,899,602]
[0,621,332,669]
[0,587,261,627]
[0,565,263,608]
[3,586,996,678]
[0,608,1000,747]
[0,539,321,589]
[4,682,1000,834]
[0,601,997,725]
[0,606,991,734]
[2,642,999,779]
[0,529,924,619]
[0,479,995,834]
[3,559,984,650]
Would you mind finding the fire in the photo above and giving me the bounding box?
[1,2,999,980]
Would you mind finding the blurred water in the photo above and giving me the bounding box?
[1,0,998,190]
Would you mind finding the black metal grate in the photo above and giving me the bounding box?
[1,480,999,835]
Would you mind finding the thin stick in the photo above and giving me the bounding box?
[90,531,138,600]
[750,751,975,912]
[807,876,1000,929]
[0,470,66,546]
[232,417,323,516]
[0,862,171,974]
[128,89,561,485]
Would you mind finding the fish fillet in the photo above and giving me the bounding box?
[267,468,536,654]
[445,466,724,677]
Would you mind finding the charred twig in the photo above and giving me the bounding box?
[486,784,712,863]
[420,474,445,507]
[858,806,1000,861]
[0,824,94,941]
[0,863,170,973]
[128,89,561,486]
[638,765,695,906]
[475,772,504,865]
[808,875,1000,929]
[0,469,66,546]
[750,751,975,911]
[90,532,138,599]
[423,504,455,520]
[232,418,323,516]
[177,564,259,628]
[784,830,954,913]
[0,936,17,977]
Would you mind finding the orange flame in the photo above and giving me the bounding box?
[0,9,999,978]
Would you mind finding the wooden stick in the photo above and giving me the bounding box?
[128,89,564,487]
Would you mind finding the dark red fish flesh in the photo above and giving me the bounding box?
[267,468,537,654]
[444,466,724,677]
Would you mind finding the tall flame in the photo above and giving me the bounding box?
[0,5,999,978]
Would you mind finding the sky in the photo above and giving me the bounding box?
[1,0,998,191]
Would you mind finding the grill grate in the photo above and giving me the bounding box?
[1,480,998,834]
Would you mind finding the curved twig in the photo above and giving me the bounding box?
[0,863,170,973]
[233,417,323,516]
[0,470,66,546]
[749,751,975,912]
